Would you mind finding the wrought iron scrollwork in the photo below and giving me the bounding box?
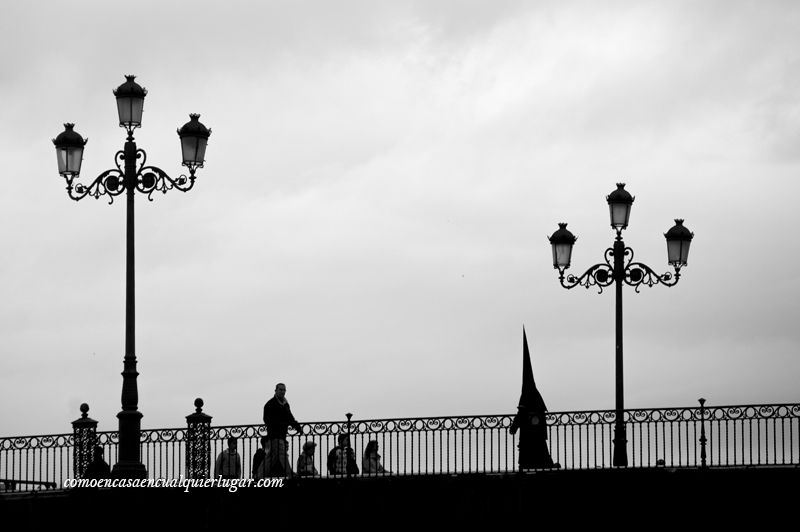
[624,262,680,292]
[136,165,195,200]
[66,168,126,204]
[2,403,799,486]
[4,404,792,452]
[559,247,616,293]
[63,147,195,204]
[559,245,681,293]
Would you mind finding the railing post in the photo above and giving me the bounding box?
[346,412,353,479]
[698,398,707,469]
[186,398,212,480]
[71,403,98,480]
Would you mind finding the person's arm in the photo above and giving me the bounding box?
[236,453,242,478]
[287,405,301,433]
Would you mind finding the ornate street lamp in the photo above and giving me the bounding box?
[53,123,87,178]
[549,183,693,467]
[113,75,146,131]
[52,75,211,479]
[548,223,577,270]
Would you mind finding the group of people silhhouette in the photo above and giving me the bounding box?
[214,382,389,480]
[90,339,548,482]
[89,351,548,482]
[83,328,550,482]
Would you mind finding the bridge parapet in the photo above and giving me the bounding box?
[2,401,798,491]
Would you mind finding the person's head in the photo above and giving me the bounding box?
[227,437,238,450]
[337,434,350,448]
[260,436,269,448]
[303,440,317,455]
[94,445,104,460]
[274,382,287,401]
[364,440,378,457]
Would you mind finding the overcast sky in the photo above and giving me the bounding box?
[1,0,799,437]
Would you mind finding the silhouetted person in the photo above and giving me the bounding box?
[362,440,389,475]
[510,404,553,469]
[214,437,242,479]
[263,382,302,477]
[252,436,271,480]
[509,328,554,470]
[296,440,319,477]
[84,445,111,479]
[327,434,359,476]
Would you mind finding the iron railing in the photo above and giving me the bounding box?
[1,402,798,490]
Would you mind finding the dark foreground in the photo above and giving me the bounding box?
[2,466,796,529]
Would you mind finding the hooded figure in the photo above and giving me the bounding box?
[509,328,554,469]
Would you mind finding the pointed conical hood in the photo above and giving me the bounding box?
[519,327,547,413]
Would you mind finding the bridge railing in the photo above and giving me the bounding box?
[1,402,798,490]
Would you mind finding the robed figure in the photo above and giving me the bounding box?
[509,328,554,469]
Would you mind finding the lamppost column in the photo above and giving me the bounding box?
[113,138,146,478]
[613,238,628,467]
[548,185,692,469]
[53,77,211,480]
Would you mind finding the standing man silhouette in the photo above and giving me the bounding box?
[263,382,302,477]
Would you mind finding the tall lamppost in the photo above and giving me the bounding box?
[52,75,211,478]
[548,183,693,467]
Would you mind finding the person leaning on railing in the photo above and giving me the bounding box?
[84,445,111,479]
[214,437,242,479]
[252,436,271,480]
[362,440,390,475]
[327,434,359,476]
[296,440,319,476]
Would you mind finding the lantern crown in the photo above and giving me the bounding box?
[52,123,87,148]
[177,114,211,139]
[664,219,693,242]
[113,75,147,99]
[548,222,577,245]
[606,183,634,205]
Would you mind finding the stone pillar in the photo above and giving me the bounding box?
[186,398,212,479]
[71,403,98,479]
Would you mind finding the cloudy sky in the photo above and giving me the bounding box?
[1,0,799,437]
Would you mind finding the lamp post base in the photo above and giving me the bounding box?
[111,461,147,479]
[613,427,628,467]
[113,409,147,479]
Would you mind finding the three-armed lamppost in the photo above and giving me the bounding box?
[548,183,693,467]
[52,75,211,478]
